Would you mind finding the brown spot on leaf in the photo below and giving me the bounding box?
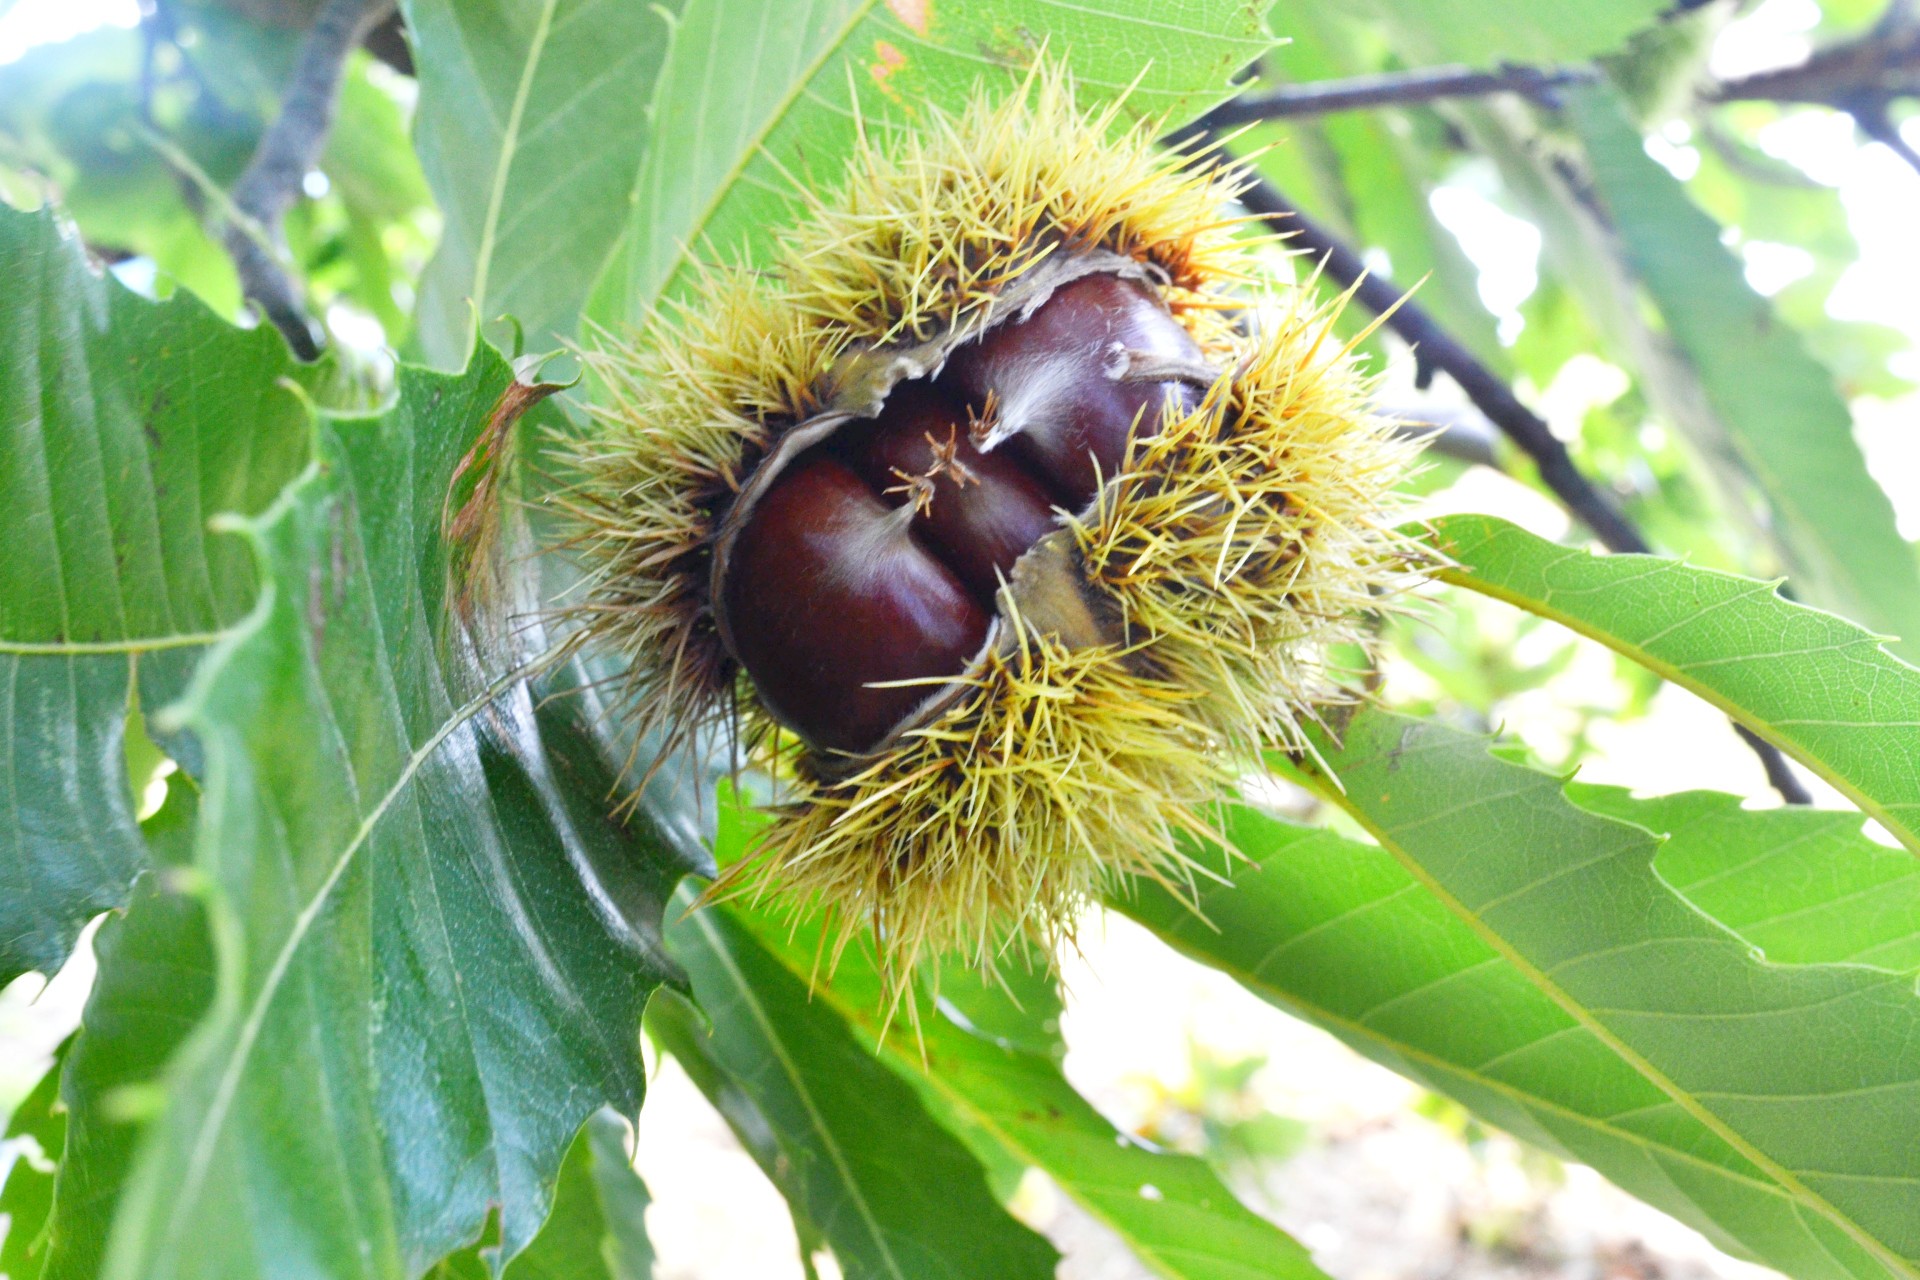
[868,38,908,91]
[885,0,928,34]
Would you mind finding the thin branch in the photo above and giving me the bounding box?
[1847,95,1920,180]
[1215,154,1813,804]
[222,0,393,360]
[1226,162,1651,554]
[1708,22,1920,107]
[1198,63,1596,129]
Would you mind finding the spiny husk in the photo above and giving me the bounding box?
[778,68,1254,349]
[731,607,1234,1000]
[718,292,1422,994]
[559,277,842,753]
[561,62,1425,1006]
[559,64,1258,757]
[1078,287,1427,763]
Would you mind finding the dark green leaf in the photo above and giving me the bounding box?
[0,203,307,985]
[663,882,1061,1280]
[438,1109,655,1280]
[43,850,215,1280]
[78,345,677,1280]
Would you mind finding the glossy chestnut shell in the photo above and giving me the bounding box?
[720,272,1207,755]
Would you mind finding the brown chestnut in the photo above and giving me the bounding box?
[721,454,990,755]
[941,273,1207,506]
[844,383,1062,604]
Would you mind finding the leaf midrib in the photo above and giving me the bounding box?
[1130,903,1791,1201]
[687,906,909,1280]
[1309,768,1920,1280]
[645,0,881,309]
[468,0,561,339]
[0,632,232,655]
[162,531,540,1241]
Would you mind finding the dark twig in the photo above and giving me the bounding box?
[1216,155,1812,803]
[222,0,393,360]
[1734,724,1816,804]
[1226,162,1651,554]
[1198,63,1596,129]
[1708,21,1920,107]
[1848,96,1920,178]
[1706,6,1920,179]
[1202,7,1920,183]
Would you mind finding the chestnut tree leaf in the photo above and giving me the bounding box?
[433,1109,656,1280]
[1570,784,1920,973]
[661,881,1062,1280]
[590,0,1276,327]
[81,343,684,1280]
[1321,710,1919,1275]
[1333,0,1668,65]
[0,203,308,987]
[1430,513,1920,854]
[1561,84,1920,655]
[0,1040,67,1280]
[1118,792,1916,1280]
[35,818,215,1280]
[402,0,690,367]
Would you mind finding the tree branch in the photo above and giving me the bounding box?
[1708,21,1920,107]
[1203,7,1920,187]
[1198,63,1596,129]
[222,0,393,360]
[1226,162,1651,554]
[1216,155,1814,804]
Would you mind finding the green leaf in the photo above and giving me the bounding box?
[699,800,1327,1280]
[1119,799,1909,1280]
[1572,785,1920,973]
[438,1110,656,1280]
[1318,709,1920,1276]
[594,0,1274,325]
[643,987,845,1275]
[84,345,679,1280]
[402,0,689,367]
[1335,0,1666,65]
[0,1041,66,1280]
[0,203,308,985]
[42,852,215,1280]
[1561,84,1920,654]
[662,881,1061,1280]
[1430,513,1920,855]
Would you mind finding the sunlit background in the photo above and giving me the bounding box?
[2,0,1916,1275]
